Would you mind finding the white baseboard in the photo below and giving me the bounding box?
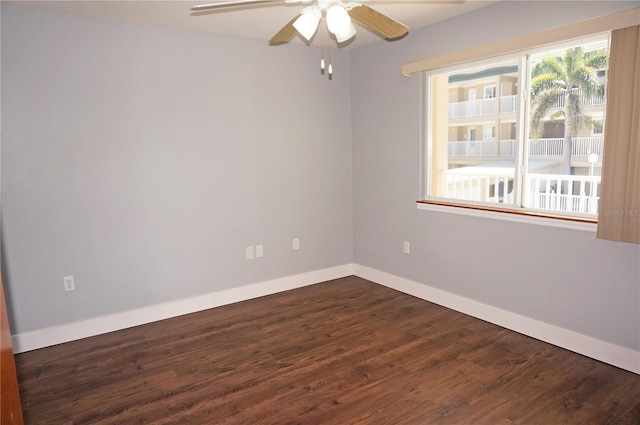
[354,264,640,375]
[12,263,355,354]
[14,262,639,375]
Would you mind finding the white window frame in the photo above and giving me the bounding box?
[420,34,610,229]
[484,85,496,99]
[483,124,496,140]
[592,120,604,136]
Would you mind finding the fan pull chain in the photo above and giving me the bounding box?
[320,47,325,74]
[325,28,332,80]
[327,44,333,80]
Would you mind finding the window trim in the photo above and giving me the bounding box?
[421,34,611,223]
[417,200,597,232]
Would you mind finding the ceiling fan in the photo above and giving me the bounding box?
[191,0,464,45]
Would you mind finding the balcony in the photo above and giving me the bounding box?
[448,136,604,161]
[442,171,600,215]
[448,95,517,119]
[448,88,604,119]
[550,88,605,109]
[527,174,600,214]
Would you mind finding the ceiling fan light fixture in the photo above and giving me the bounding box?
[293,8,322,41]
[326,3,352,36]
[333,23,356,43]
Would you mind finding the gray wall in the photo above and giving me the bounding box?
[351,0,640,351]
[2,1,639,354]
[1,5,354,333]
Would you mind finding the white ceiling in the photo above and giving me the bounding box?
[8,0,497,48]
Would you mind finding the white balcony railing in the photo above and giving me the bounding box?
[572,137,604,156]
[499,139,515,157]
[448,88,603,119]
[448,140,498,157]
[448,98,496,118]
[552,88,605,109]
[442,172,600,214]
[500,95,518,113]
[528,138,563,157]
[443,171,513,203]
[448,95,517,119]
[526,173,600,214]
[448,137,603,159]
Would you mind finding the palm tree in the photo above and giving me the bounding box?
[529,47,608,180]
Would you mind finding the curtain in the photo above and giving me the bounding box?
[597,25,640,244]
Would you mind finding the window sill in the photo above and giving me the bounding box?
[417,200,597,232]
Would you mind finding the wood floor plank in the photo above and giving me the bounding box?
[15,276,640,424]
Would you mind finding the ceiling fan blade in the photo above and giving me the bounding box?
[269,13,302,45]
[348,4,409,40]
[191,0,283,11]
[363,0,465,3]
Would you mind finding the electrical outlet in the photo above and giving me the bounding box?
[403,241,411,254]
[245,246,255,260]
[256,244,264,258]
[63,275,75,292]
[293,238,300,250]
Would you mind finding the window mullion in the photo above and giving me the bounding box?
[422,72,433,200]
[514,54,531,208]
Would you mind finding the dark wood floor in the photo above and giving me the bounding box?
[15,276,640,424]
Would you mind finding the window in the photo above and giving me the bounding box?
[484,85,496,99]
[483,124,496,140]
[424,33,610,219]
[592,120,604,135]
